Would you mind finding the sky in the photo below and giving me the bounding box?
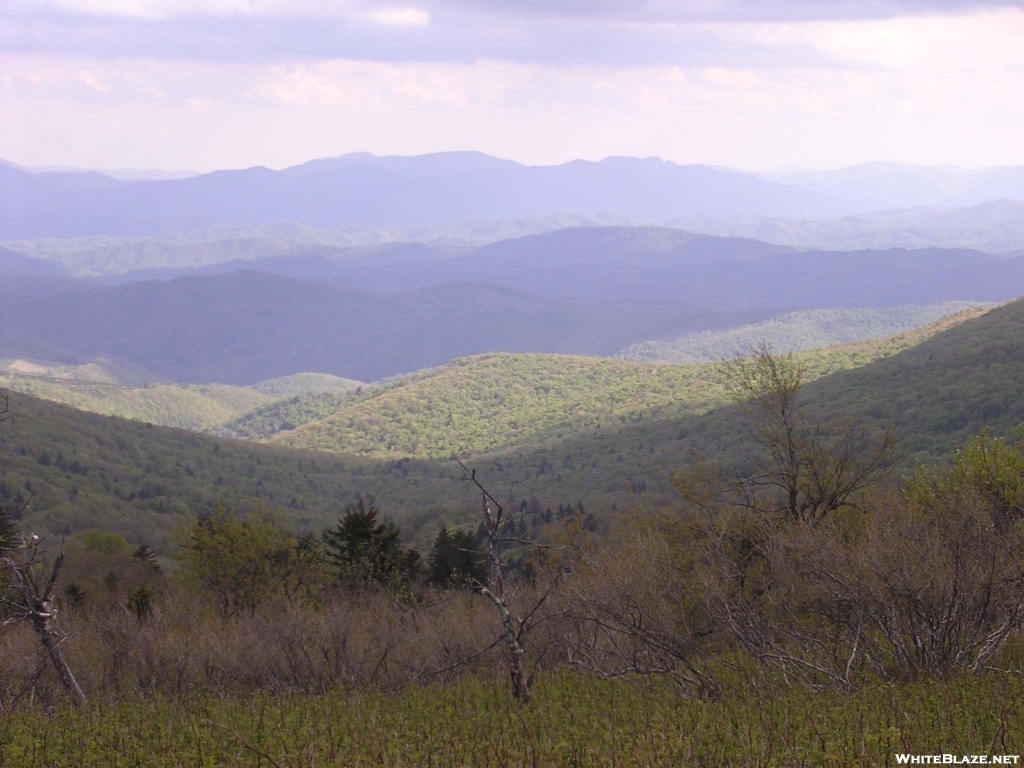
[2,0,1024,172]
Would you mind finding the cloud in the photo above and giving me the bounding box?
[432,0,1024,23]
[9,0,1021,22]
[2,2,1022,172]
[6,1,433,22]
[4,0,1021,67]
[364,6,429,26]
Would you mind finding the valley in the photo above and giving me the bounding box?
[5,1,1024,757]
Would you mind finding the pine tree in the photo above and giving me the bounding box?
[427,526,487,588]
[0,503,19,552]
[322,496,420,586]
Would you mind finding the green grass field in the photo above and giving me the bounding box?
[2,672,1021,767]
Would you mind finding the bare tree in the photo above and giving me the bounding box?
[455,462,562,704]
[1,536,87,705]
[679,343,901,523]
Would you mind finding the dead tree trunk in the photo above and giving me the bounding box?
[459,463,534,703]
[478,505,531,704]
[2,544,87,705]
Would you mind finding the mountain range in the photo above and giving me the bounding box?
[4,228,1023,383]
[5,153,1024,240]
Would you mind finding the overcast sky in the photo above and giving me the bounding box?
[2,0,1023,172]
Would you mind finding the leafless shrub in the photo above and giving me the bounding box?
[699,484,1024,687]
[561,514,720,697]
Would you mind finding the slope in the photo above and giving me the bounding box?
[0,376,271,432]
[0,391,463,551]
[249,373,366,398]
[441,299,1024,511]
[0,269,774,383]
[616,302,986,364]
[1,303,1018,550]
[799,297,1024,460]
[272,308,988,460]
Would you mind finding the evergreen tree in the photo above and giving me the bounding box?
[132,544,162,574]
[0,503,19,552]
[322,496,420,586]
[426,526,487,588]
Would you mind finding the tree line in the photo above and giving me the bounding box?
[3,346,1024,710]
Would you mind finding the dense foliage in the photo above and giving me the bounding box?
[274,311,972,460]
[322,496,422,587]
[616,301,985,363]
[0,375,270,432]
[0,301,1019,552]
[247,372,365,398]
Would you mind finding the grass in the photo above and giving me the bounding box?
[1,672,1021,766]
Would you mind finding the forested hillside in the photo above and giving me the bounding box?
[801,296,1024,459]
[0,392,464,551]
[0,300,1019,550]
[252,307,984,458]
[0,377,269,432]
[616,302,985,363]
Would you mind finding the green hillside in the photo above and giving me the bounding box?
[0,358,367,433]
[271,308,988,460]
[273,354,733,458]
[429,298,1022,514]
[0,354,170,386]
[220,389,372,440]
[0,376,271,432]
[801,297,1024,460]
[248,372,365,398]
[0,391,469,552]
[1,301,1017,552]
[616,302,986,364]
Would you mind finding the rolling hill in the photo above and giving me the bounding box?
[268,307,990,460]
[1,213,632,277]
[248,373,365,398]
[0,376,271,433]
[0,390,464,552]
[2,299,1022,551]
[0,359,365,432]
[0,267,777,384]
[616,302,986,364]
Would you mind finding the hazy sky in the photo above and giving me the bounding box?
[2,0,1024,171]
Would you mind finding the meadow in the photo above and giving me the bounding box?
[2,672,1021,767]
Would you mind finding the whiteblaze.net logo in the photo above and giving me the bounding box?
[895,756,1020,765]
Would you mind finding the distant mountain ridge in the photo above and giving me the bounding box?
[0,154,838,238]
[766,162,1024,211]
[2,228,1022,384]
[668,200,1024,254]
[6,152,1024,240]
